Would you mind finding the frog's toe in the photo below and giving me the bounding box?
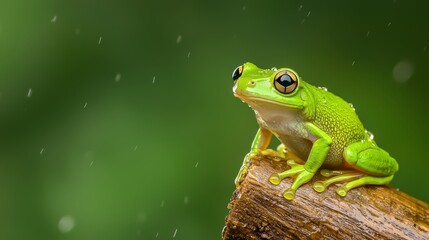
[313,181,327,193]
[269,173,282,185]
[336,186,348,197]
[283,188,296,200]
[286,159,298,167]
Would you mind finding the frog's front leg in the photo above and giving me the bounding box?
[235,127,272,186]
[313,140,399,197]
[269,122,332,200]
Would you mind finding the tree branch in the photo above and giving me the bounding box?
[223,155,429,240]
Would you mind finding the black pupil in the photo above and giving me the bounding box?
[232,67,241,81]
[277,74,294,87]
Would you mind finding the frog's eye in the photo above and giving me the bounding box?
[232,65,244,82]
[274,71,298,94]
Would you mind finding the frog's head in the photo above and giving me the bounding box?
[232,62,308,111]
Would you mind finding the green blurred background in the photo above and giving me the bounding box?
[0,0,428,239]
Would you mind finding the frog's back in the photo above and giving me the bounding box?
[306,84,366,168]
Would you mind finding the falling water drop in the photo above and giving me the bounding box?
[98,36,102,45]
[152,76,156,84]
[51,15,57,23]
[176,35,182,44]
[115,73,121,82]
[27,88,32,98]
[318,86,328,91]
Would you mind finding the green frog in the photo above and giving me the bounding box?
[232,62,398,200]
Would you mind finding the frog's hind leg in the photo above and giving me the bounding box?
[335,175,394,197]
[321,140,399,197]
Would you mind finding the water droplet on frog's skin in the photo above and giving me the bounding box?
[322,98,327,104]
[365,129,374,140]
[348,103,355,111]
[271,67,277,71]
[318,86,328,91]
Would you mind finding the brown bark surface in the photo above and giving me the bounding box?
[223,154,429,240]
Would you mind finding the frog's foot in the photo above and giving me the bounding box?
[335,175,394,197]
[313,169,363,193]
[234,151,258,186]
[269,160,315,200]
[313,169,394,197]
[260,149,280,157]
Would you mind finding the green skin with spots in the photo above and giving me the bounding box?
[232,62,398,200]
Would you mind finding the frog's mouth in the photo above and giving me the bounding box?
[234,92,303,110]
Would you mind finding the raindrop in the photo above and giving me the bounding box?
[75,28,81,35]
[98,36,102,45]
[40,148,44,154]
[115,73,121,82]
[195,162,199,167]
[51,15,57,23]
[242,5,246,11]
[176,35,182,44]
[307,11,311,17]
[27,88,32,98]
[366,31,370,37]
[58,215,75,233]
[152,76,156,84]
[392,59,414,83]
[365,129,374,140]
[322,98,327,104]
[173,228,178,238]
[348,103,355,111]
[351,61,355,66]
[271,67,277,71]
[318,86,328,91]
[156,232,159,238]
[184,196,189,204]
[387,22,391,27]
[424,46,427,51]
[83,102,87,109]
[89,161,94,167]
[160,200,165,207]
[134,145,138,151]
[187,51,191,58]
[298,5,303,11]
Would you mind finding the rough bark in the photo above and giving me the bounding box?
[223,154,429,240]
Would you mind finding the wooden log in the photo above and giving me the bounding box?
[223,154,429,240]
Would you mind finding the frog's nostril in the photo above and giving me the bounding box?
[248,80,256,87]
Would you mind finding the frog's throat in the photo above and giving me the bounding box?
[234,94,304,110]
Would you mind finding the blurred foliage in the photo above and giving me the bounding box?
[0,0,428,239]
